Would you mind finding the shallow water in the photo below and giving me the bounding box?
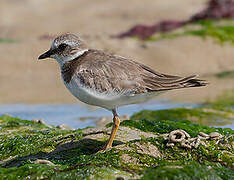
[0,100,233,130]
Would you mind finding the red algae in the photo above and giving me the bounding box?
[115,0,234,40]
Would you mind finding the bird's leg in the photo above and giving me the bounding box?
[103,109,120,150]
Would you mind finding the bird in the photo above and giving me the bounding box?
[38,33,207,150]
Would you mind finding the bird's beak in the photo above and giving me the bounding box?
[38,49,53,60]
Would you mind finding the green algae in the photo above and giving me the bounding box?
[0,115,48,129]
[0,103,233,179]
[0,163,130,180]
[127,134,233,168]
[1,135,232,180]
[118,90,234,136]
[205,90,234,111]
[0,38,17,43]
[1,129,75,160]
[140,161,233,180]
[184,20,234,44]
[0,115,83,162]
[0,164,55,180]
[148,20,234,44]
[215,71,234,79]
[118,108,233,137]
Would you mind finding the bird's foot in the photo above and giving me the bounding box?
[96,145,112,154]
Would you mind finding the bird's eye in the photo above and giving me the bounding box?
[58,43,68,50]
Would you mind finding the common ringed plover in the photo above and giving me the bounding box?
[38,33,207,150]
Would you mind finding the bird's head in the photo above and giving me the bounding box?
[38,33,88,65]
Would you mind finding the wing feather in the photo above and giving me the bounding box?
[74,50,207,95]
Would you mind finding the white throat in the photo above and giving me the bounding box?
[55,49,89,66]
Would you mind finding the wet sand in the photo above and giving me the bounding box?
[0,0,234,104]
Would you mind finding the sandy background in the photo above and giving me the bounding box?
[0,0,234,104]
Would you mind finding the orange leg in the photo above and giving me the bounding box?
[103,109,120,150]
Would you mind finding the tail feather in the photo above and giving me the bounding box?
[184,77,208,88]
[145,75,208,92]
[172,75,208,89]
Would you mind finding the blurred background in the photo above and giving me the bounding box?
[0,0,233,128]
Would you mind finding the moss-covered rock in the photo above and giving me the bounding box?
[0,108,233,180]
[140,161,232,180]
[121,108,233,137]
[0,91,233,179]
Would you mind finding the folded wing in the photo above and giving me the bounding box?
[75,50,207,95]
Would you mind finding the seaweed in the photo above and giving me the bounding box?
[215,71,234,78]
[0,93,233,179]
[119,108,233,137]
[141,161,233,180]
[0,38,17,43]
[205,89,234,110]
[115,0,234,40]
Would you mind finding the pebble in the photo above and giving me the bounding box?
[199,132,209,137]
[33,119,46,125]
[34,159,55,166]
[56,124,74,130]
[209,132,223,139]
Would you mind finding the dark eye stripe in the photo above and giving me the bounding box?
[58,43,68,50]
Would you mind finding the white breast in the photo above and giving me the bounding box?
[63,76,162,110]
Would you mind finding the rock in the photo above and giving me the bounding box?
[34,159,55,166]
[117,141,161,159]
[209,132,223,139]
[82,126,158,143]
[0,156,17,166]
[56,124,74,130]
[32,119,52,128]
[115,126,158,143]
[199,132,209,138]
[121,154,138,164]
[0,110,233,180]
[134,142,161,158]
[82,127,106,135]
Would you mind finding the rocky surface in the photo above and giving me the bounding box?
[0,98,233,179]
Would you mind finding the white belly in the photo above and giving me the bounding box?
[64,77,162,110]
